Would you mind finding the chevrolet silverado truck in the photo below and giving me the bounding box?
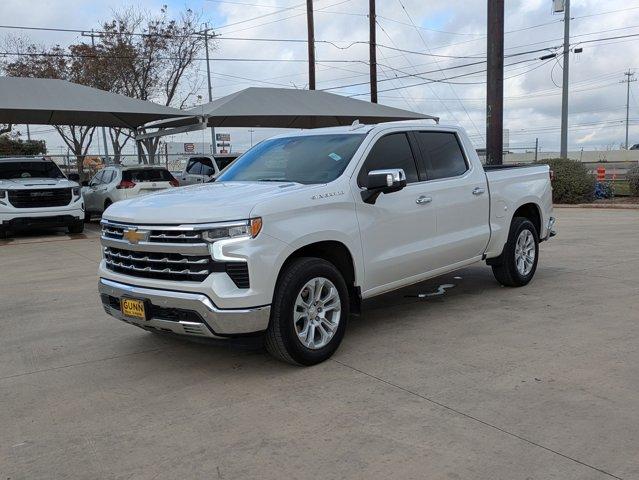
[98,121,555,365]
[0,157,84,238]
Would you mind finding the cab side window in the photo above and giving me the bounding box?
[357,132,419,187]
[186,159,202,175]
[415,132,468,180]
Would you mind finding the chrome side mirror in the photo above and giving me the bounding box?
[362,168,407,204]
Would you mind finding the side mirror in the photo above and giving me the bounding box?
[68,173,80,182]
[362,168,407,204]
[81,180,89,187]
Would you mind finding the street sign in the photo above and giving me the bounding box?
[184,143,195,153]
[216,133,231,142]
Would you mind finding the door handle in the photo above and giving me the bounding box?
[416,195,432,205]
[472,187,486,195]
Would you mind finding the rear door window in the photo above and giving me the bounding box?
[357,132,419,186]
[414,132,468,180]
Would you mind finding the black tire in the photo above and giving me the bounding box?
[104,199,113,211]
[84,210,92,223]
[0,227,9,240]
[265,257,350,366]
[491,217,539,287]
[67,221,84,234]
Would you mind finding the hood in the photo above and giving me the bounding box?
[103,181,315,225]
[0,177,79,189]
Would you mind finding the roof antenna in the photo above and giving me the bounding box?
[351,119,363,130]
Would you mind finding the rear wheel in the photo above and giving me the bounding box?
[265,257,349,366]
[0,227,9,240]
[491,217,539,287]
[84,210,92,223]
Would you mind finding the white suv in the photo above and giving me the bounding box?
[0,157,84,238]
[82,165,179,219]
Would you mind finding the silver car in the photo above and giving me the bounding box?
[82,165,178,220]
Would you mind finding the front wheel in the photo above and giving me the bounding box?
[67,221,84,234]
[265,257,349,366]
[491,217,539,287]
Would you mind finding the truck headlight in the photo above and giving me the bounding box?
[72,187,81,197]
[0,189,6,199]
[201,218,262,242]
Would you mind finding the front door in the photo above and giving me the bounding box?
[354,132,438,296]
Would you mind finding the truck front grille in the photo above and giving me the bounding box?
[8,188,72,208]
[102,224,203,243]
[101,221,250,287]
[104,246,216,282]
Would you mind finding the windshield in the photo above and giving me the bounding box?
[217,134,366,184]
[0,161,65,180]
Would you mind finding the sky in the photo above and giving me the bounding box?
[1,0,639,157]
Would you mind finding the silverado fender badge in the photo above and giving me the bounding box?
[311,190,345,200]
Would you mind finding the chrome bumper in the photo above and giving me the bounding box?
[98,278,270,338]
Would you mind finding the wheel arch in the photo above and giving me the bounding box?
[276,240,361,314]
[512,202,542,237]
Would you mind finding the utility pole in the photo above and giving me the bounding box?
[203,24,217,155]
[560,0,571,159]
[83,30,110,163]
[306,0,316,90]
[622,70,636,149]
[26,124,31,141]
[369,0,378,103]
[486,0,504,165]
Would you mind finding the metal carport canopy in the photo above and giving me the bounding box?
[139,87,438,137]
[0,77,186,129]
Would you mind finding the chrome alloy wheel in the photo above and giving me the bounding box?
[515,229,536,276]
[294,277,341,350]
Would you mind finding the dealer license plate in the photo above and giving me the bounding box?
[121,298,146,320]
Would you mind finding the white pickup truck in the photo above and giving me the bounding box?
[98,121,555,365]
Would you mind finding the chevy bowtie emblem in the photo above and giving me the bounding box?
[122,228,149,244]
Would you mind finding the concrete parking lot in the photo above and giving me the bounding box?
[1,208,638,480]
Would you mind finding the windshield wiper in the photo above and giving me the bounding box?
[257,178,288,182]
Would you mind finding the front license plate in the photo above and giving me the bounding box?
[121,298,147,320]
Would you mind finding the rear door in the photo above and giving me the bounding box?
[413,130,490,269]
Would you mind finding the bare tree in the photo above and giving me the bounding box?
[99,6,206,163]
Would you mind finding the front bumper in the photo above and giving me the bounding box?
[98,278,270,338]
[0,205,83,229]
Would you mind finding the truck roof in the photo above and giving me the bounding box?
[268,120,457,139]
